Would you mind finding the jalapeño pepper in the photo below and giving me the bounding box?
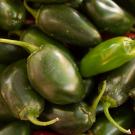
[97,58,135,134]
[0,0,26,31]
[0,121,30,135]
[24,0,102,47]
[0,59,58,126]
[40,81,106,135]
[91,105,135,135]
[80,37,135,77]
[0,38,85,105]
[82,0,135,35]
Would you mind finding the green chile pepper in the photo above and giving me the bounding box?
[0,38,85,105]
[97,59,135,134]
[65,0,83,9]
[24,1,102,47]
[82,0,135,35]
[80,37,135,77]
[0,59,58,126]
[0,121,30,135]
[0,64,14,121]
[0,0,26,31]
[91,106,135,135]
[0,42,27,64]
[40,81,106,135]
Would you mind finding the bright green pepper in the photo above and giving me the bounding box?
[0,0,26,31]
[82,0,135,35]
[0,59,58,126]
[80,37,135,77]
[0,121,30,135]
[24,0,102,47]
[0,38,85,105]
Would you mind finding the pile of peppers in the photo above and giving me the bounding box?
[0,0,135,135]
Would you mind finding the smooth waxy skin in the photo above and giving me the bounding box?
[36,5,101,47]
[80,37,135,77]
[91,107,135,135]
[0,0,26,31]
[27,45,85,104]
[0,60,45,120]
[83,0,134,35]
[41,102,94,135]
[0,121,30,135]
[101,58,135,107]
[0,43,26,64]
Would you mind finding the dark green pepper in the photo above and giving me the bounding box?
[65,0,83,9]
[90,105,135,135]
[0,38,85,105]
[0,59,58,126]
[97,58,135,134]
[82,0,135,35]
[24,1,102,47]
[40,81,106,135]
[0,64,14,121]
[80,37,135,77]
[0,0,26,31]
[0,42,27,64]
[0,121,30,135]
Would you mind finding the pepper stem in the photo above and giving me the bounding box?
[103,102,131,134]
[91,80,106,111]
[28,116,59,126]
[0,38,39,53]
[24,0,37,18]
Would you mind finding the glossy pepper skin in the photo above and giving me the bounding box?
[0,121,30,135]
[0,59,46,123]
[24,2,102,47]
[80,37,135,77]
[98,59,135,134]
[39,81,106,135]
[27,44,85,104]
[0,43,27,64]
[0,0,26,31]
[0,38,85,105]
[41,102,93,135]
[20,27,69,53]
[91,106,135,135]
[0,64,14,121]
[82,0,135,35]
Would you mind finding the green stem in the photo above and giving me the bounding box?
[103,102,131,134]
[91,80,106,111]
[24,0,37,18]
[28,116,59,126]
[0,38,39,53]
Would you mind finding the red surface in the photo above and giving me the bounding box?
[125,33,135,39]
[131,129,135,135]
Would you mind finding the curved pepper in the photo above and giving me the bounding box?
[0,59,58,126]
[0,121,30,135]
[82,0,135,35]
[98,58,135,134]
[91,105,135,135]
[24,0,102,47]
[0,38,85,105]
[80,37,135,77]
[40,81,106,135]
[0,0,26,31]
